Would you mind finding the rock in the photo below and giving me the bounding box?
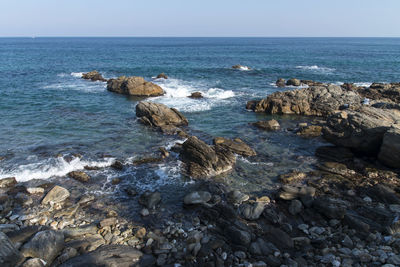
[323,107,400,155]
[6,226,41,244]
[67,171,90,182]
[279,185,316,200]
[82,70,106,82]
[357,82,400,103]
[253,119,280,131]
[286,78,301,86]
[279,171,307,184]
[296,125,322,137]
[156,73,168,79]
[53,247,78,266]
[62,224,98,238]
[225,226,251,246]
[315,146,354,162]
[60,245,143,267]
[227,190,249,204]
[0,232,23,267]
[213,137,256,157]
[139,191,161,209]
[21,230,64,265]
[313,197,346,219]
[342,235,353,248]
[180,136,236,178]
[232,64,251,70]
[107,76,164,96]
[388,255,400,265]
[0,177,17,188]
[301,80,325,87]
[276,78,286,87]
[41,185,70,205]
[65,234,105,253]
[189,92,203,98]
[140,208,149,216]
[266,227,294,249]
[240,201,268,220]
[250,84,362,116]
[110,160,124,170]
[21,258,45,267]
[26,187,44,195]
[288,199,303,215]
[378,127,400,168]
[184,191,212,205]
[136,101,188,133]
[100,217,117,228]
[367,184,400,204]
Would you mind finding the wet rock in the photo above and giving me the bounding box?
[139,191,161,210]
[159,147,169,158]
[0,177,17,188]
[286,78,301,86]
[213,137,256,157]
[279,171,306,184]
[82,70,106,82]
[313,197,346,219]
[296,125,322,137]
[107,76,164,96]
[0,232,23,267]
[100,217,117,228]
[41,185,70,205]
[67,171,90,182]
[358,82,400,103]
[288,199,303,215]
[250,84,362,116]
[21,230,64,265]
[323,107,400,155]
[140,208,150,216]
[378,127,400,168]
[6,226,40,244]
[184,191,212,205]
[253,119,280,131]
[189,92,203,98]
[266,227,294,249]
[240,201,268,220]
[367,184,400,204]
[279,185,316,200]
[21,258,45,267]
[276,78,286,87]
[110,160,124,170]
[156,73,168,79]
[225,226,251,246]
[15,192,33,206]
[60,245,143,267]
[315,146,354,162]
[136,101,188,133]
[180,136,236,178]
[227,190,249,204]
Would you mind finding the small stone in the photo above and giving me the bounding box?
[135,227,146,239]
[288,199,303,215]
[363,196,372,203]
[342,235,354,248]
[111,160,124,170]
[140,208,149,216]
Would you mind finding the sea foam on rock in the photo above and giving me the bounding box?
[107,76,164,96]
[81,70,107,82]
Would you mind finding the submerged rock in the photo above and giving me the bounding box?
[213,137,256,157]
[180,136,236,178]
[296,125,322,137]
[82,70,106,82]
[107,76,164,96]
[136,101,188,133]
[253,119,280,131]
[156,72,168,79]
[139,191,161,210]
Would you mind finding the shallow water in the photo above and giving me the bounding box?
[1,37,399,200]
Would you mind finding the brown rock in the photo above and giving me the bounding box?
[67,171,90,183]
[253,120,280,131]
[156,73,168,79]
[286,78,301,86]
[213,137,256,157]
[296,125,322,137]
[276,78,286,87]
[107,76,164,96]
[189,92,203,98]
[41,186,70,205]
[0,177,17,188]
[82,70,106,82]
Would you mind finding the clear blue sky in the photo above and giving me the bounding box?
[1,0,399,37]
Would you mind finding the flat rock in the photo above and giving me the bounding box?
[41,185,70,205]
[107,76,164,96]
[213,137,256,157]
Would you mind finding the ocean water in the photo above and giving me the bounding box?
[1,37,399,199]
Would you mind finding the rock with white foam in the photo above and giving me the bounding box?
[232,64,251,70]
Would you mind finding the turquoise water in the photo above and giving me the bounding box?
[1,37,399,197]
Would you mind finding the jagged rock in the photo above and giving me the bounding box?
[156,73,168,79]
[139,191,161,210]
[41,185,70,205]
[378,127,400,168]
[253,120,280,131]
[296,125,322,137]
[180,136,236,178]
[107,76,164,96]
[213,137,256,157]
[136,101,188,133]
[110,160,124,170]
[249,84,362,116]
[0,232,23,267]
[82,70,106,82]
[21,230,64,265]
[60,245,143,267]
[323,107,400,155]
[286,78,301,86]
[0,177,17,188]
[276,78,286,87]
[184,191,212,205]
[301,80,325,87]
[357,83,400,103]
[189,92,203,98]
[67,171,90,182]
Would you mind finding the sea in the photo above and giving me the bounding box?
[1,37,399,203]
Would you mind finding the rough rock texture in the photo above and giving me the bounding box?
[0,232,23,267]
[276,78,286,87]
[378,127,400,168]
[189,92,203,98]
[82,70,106,82]
[60,245,143,267]
[180,136,236,178]
[213,137,256,157]
[296,125,323,137]
[286,78,301,86]
[41,185,70,205]
[107,76,164,96]
[21,230,64,265]
[252,120,280,131]
[249,84,362,116]
[323,107,400,154]
[357,83,400,103]
[0,177,17,188]
[136,101,188,133]
[67,171,90,183]
[156,73,168,79]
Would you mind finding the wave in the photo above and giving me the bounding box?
[0,156,115,182]
[295,65,335,73]
[71,72,84,78]
[354,82,372,87]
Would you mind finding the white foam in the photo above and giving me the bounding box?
[165,139,186,150]
[295,65,335,73]
[237,66,251,71]
[203,88,235,99]
[0,156,115,182]
[354,82,372,87]
[238,156,274,167]
[71,72,84,78]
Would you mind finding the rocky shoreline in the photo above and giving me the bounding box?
[1,74,400,267]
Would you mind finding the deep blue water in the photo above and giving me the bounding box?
[1,37,399,197]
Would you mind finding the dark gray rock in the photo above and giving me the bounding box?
[0,232,23,267]
[139,191,161,210]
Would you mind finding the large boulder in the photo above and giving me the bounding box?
[286,78,301,86]
[213,137,256,157]
[107,76,164,96]
[180,136,236,178]
[323,107,400,155]
[249,84,362,116]
[41,185,70,205]
[136,101,188,133]
[0,232,23,267]
[0,177,17,188]
[378,127,400,168]
[82,70,106,82]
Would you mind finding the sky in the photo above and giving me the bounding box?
[0,0,399,37]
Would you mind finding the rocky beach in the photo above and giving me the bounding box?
[1,67,400,267]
